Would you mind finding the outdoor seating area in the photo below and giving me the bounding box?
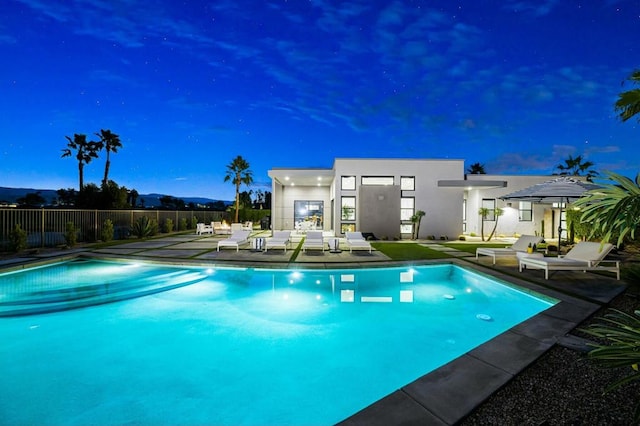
[345,231,372,253]
[264,231,291,253]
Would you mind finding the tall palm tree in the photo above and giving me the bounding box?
[224,155,253,223]
[466,162,486,175]
[61,133,101,191]
[555,154,598,181]
[96,129,122,187]
[574,171,640,246]
[615,69,640,123]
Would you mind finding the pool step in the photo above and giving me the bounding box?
[0,270,208,317]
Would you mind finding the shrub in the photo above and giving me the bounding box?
[131,216,158,239]
[9,224,28,252]
[101,219,114,242]
[190,216,198,230]
[163,218,174,233]
[179,218,188,231]
[64,222,77,247]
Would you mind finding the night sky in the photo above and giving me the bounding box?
[2,0,638,201]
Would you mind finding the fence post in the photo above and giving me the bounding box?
[41,208,45,248]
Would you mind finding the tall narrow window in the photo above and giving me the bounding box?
[482,199,496,221]
[519,201,532,221]
[400,197,415,221]
[341,196,356,220]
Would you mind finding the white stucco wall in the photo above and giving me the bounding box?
[465,175,557,238]
[333,158,464,238]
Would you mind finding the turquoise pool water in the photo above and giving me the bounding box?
[0,260,556,425]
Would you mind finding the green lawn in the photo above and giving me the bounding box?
[372,242,452,260]
[442,243,507,254]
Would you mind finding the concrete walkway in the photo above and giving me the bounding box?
[0,233,629,425]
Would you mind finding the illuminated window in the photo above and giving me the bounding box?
[341,196,356,220]
[400,176,415,191]
[519,201,532,221]
[362,176,394,185]
[482,199,496,221]
[341,176,356,190]
[400,197,414,221]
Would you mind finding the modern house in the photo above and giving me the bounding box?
[268,158,585,240]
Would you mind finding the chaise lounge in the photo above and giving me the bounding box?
[217,230,251,252]
[518,241,620,280]
[475,235,543,264]
[345,232,372,253]
[302,231,325,252]
[264,231,292,253]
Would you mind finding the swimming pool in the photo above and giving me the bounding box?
[0,259,556,425]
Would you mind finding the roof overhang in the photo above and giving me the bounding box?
[268,168,334,187]
[438,180,507,189]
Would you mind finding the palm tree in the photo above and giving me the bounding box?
[61,133,101,191]
[486,208,504,241]
[478,207,490,241]
[574,171,640,246]
[466,162,486,175]
[224,155,253,223]
[410,210,426,240]
[96,129,122,187]
[615,69,640,123]
[555,154,598,181]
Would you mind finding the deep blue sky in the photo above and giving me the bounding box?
[2,0,638,201]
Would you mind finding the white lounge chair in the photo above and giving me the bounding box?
[230,223,243,233]
[519,241,619,280]
[475,235,543,264]
[217,230,251,252]
[264,231,291,253]
[302,231,325,252]
[345,232,372,253]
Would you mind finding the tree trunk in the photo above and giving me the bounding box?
[103,156,111,187]
[487,218,499,241]
[78,163,84,192]
[234,183,240,223]
[480,218,485,241]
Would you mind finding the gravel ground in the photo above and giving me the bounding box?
[461,291,640,425]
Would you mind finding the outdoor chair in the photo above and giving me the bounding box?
[518,241,619,280]
[302,231,325,252]
[264,230,291,253]
[345,232,372,253]
[217,230,251,252]
[475,235,543,264]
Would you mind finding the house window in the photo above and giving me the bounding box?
[341,176,356,190]
[400,197,414,221]
[294,200,323,230]
[400,176,415,191]
[482,199,496,221]
[362,176,394,186]
[341,223,356,233]
[341,196,356,220]
[519,201,533,221]
[400,224,413,234]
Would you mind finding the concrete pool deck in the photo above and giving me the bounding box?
[0,232,628,425]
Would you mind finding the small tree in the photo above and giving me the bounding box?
[64,222,77,247]
[101,219,114,242]
[61,133,101,191]
[410,210,426,240]
[478,207,490,241]
[466,162,486,175]
[486,208,504,241]
[9,224,28,252]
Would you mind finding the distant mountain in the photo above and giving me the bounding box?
[0,187,231,207]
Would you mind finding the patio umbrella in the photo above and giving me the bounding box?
[499,176,600,252]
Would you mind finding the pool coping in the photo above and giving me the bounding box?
[0,244,626,425]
